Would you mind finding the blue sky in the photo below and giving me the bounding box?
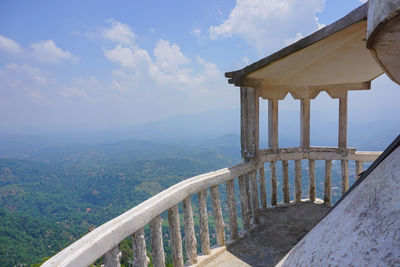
[0,0,398,134]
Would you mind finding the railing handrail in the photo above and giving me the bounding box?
[43,161,255,267]
[260,146,381,162]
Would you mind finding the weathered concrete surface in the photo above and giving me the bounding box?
[277,146,400,266]
[367,0,400,40]
[205,200,330,267]
[367,0,400,85]
[202,250,251,267]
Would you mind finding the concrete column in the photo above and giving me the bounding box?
[268,99,279,149]
[338,92,348,148]
[241,87,259,160]
[300,98,310,147]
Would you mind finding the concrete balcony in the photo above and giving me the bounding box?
[42,147,381,267]
[204,200,330,267]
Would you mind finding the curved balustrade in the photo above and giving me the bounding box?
[43,147,381,267]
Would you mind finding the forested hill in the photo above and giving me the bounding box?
[0,135,241,266]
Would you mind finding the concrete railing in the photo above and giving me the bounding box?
[42,147,381,267]
[258,147,381,206]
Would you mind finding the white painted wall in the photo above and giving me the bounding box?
[277,146,400,266]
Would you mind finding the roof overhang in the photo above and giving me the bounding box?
[367,0,400,86]
[226,4,384,98]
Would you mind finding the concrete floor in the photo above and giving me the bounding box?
[204,200,331,267]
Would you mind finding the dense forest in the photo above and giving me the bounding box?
[0,135,242,266]
[0,134,370,266]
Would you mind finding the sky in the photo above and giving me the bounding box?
[0,0,398,135]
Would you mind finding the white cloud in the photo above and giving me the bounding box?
[103,44,151,70]
[59,76,104,101]
[100,21,222,92]
[101,20,154,78]
[0,63,105,105]
[0,63,52,104]
[242,56,250,66]
[190,28,204,42]
[191,28,201,37]
[284,32,304,46]
[31,40,77,63]
[96,19,235,119]
[196,57,220,79]
[358,0,367,3]
[109,80,127,93]
[2,63,49,86]
[0,19,237,130]
[0,35,77,64]
[315,16,325,30]
[149,39,215,88]
[209,0,325,54]
[0,35,24,54]
[153,39,190,72]
[102,19,136,47]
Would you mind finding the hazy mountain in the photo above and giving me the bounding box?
[1,108,398,159]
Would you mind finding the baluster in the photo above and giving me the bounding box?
[249,170,260,224]
[238,174,251,230]
[341,160,349,194]
[168,205,184,267]
[132,228,149,267]
[198,189,210,255]
[150,215,165,267]
[295,160,302,202]
[355,160,363,180]
[282,160,290,203]
[103,246,121,267]
[211,185,225,246]
[259,166,267,210]
[309,159,316,202]
[183,196,197,265]
[270,161,277,206]
[226,180,239,240]
[245,174,252,219]
[324,160,332,205]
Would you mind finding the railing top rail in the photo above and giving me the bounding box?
[259,146,381,162]
[43,161,255,267]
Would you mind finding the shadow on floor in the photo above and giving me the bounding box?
[225,201,331,267]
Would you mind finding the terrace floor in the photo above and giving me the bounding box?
[204,200,331,267]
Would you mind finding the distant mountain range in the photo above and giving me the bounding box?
[0,108,398,158]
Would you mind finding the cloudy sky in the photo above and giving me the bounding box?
[0,0,398,134]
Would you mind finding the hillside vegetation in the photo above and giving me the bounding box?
[0,136,240,266]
